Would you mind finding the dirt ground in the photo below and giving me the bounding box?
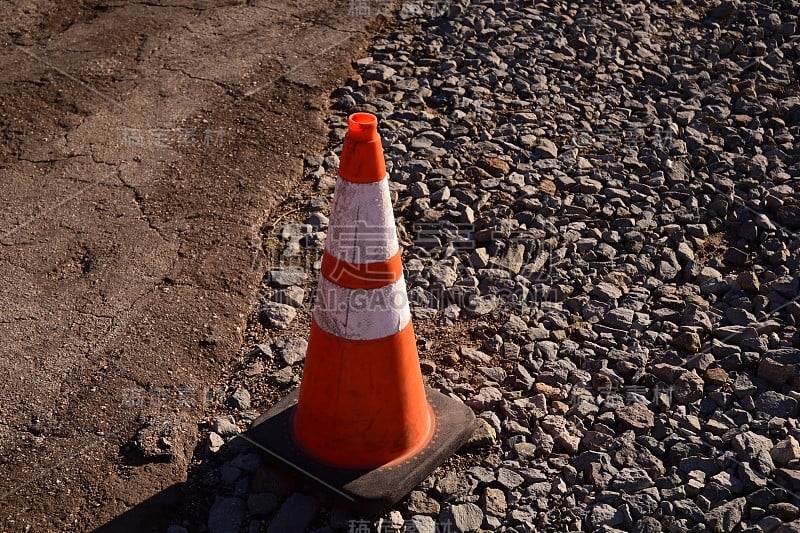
[0,1,384,529]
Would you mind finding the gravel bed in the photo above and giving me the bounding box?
[167,0,800,531]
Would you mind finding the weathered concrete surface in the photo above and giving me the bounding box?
[0,1,382,529]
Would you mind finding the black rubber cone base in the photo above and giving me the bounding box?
[246,386,476,516]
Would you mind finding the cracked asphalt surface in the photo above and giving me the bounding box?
[0,1,381,529]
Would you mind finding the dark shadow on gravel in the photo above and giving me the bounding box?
[92,484,185,533]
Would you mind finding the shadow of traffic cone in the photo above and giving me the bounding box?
[248,112,476,515]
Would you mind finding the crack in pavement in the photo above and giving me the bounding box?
[98,1,207,12]
[15,154,91,164]
[115,169,172,243]
[162,65,237,96]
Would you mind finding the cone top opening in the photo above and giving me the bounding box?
[347,112,379,142]
[338,112,386,183]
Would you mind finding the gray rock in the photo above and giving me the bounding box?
[732,373,757,399]
[674,499,704,523]
[461,418,496,449]
[776,468,800,491]
[230,387,251,410]
[673,331,701,353]
[434,471,475,500]
[767,196,799,225]
[276,336,308,365]
[737,271,760,293]
[592,282,623,301]
[673,371,704,403]
[758,357,795,385]
[466,295,499,316]
[364,63,396,81]
[759,515,784,532]
[267,268,308,287]
[620,490,659,519]
[267,493,318,533]
[428,263,458,287]
[769,502,800,522]
[260,302,297,329]
[208,497,246,533]
[534,139,558,159]
[495,243,525,274]
[247,493,278,516]
[442,503,484,532]
[228,0,800,528]
[611,468,653,492]
[459,347,491,364]
[496,467,525,490]
[603,307,635,329]
[478,365,507,383]
[616,402,655,433]
[407,515,436,533]
[771,437,800,466]
[705,497,746,533]
[614,441,665,479]
[467,387,503,410]
[251,343,272,358]
[273,286,305,308]
[713,325,759,344]
[270,366,296,387]
[588,503,619,529]
[481,487,507,517]
[220,464,240,484]
[732,431,774,458]
[405,490,440,515]
[527,481,550,500]
[579,177,603,194]
[632,517,662,533]
[307,212,328,229]
[529,426,554,456]
[469,248,490,269]
[514,442,536,462]
[213,415,240,437]
[382,510,404,532]
[468,465,495,485]
[208,431,225,452]
[756,391,799,418]
[541,414,580,454]
[231,452,261,472]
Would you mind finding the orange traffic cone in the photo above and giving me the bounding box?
[249,112,475,514]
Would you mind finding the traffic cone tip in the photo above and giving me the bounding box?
[339,112,386,183]
[347,112,379,142]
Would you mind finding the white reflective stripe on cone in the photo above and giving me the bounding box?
[326,176,400,264]
[313,275,412,341]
